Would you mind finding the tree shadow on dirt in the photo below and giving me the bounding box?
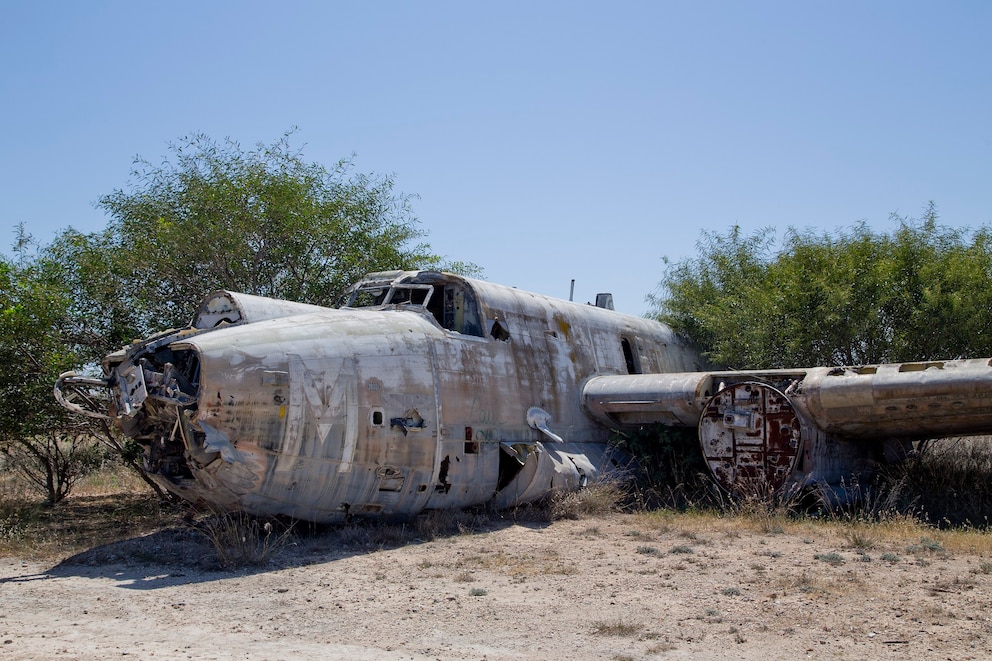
[30,506,556,590]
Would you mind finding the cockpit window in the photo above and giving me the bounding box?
[340,273,485,338]
[350,287,388,307]
[343,284,432,308]
[384,285,432,306]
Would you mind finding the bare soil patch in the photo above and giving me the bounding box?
[2,503,992,660]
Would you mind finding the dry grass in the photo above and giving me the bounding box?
[790,571,830,595]
[876,437,992,526]
[591,618,643,637]
[841,523,879,550]
[6,459,992,567]
[0,465,176,560]
[455,547,578,577]
[548,479,628,518]
[625,506,992,561]
[185,510,295,568]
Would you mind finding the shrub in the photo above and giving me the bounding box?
[875,437,992,526]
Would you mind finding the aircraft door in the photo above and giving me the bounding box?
[353,341,441,516]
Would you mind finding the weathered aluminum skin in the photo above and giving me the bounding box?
[55,270,992,516]
[57,271,702,522]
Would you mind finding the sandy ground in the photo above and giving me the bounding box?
[1,512,991,661]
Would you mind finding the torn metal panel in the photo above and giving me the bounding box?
[491,441,602,509]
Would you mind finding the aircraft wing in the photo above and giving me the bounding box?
[582,358,992,495]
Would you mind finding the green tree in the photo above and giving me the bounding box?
[650,204,992,369]
[650,225,781,369]
[58,130,455,337]
[0,229,101,503]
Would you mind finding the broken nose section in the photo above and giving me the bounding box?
[56,331,211,495]
[54,372,116,420]
[55,356,199,422]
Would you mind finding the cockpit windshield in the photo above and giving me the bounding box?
[339,272,485,338]
[341,284,433,309]
[348,287,389,307]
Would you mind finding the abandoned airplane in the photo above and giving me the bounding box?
[55,270,992,522]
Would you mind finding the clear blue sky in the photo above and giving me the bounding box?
[2,1,990,314]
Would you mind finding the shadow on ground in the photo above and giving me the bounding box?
[13,507,553,590]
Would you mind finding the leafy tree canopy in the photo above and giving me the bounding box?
[1,229,154,502]
[649,203,992,369]
[0,230,81,441]
[53,130,463,340]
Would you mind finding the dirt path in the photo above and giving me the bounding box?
[1,513,990,660]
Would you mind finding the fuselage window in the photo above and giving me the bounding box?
[385,285,431,307]
[621,337,640,374]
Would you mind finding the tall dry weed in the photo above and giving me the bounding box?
[186,510,295,568]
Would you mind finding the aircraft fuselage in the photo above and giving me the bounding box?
[57,269,992,519]
[73,271,700,521]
